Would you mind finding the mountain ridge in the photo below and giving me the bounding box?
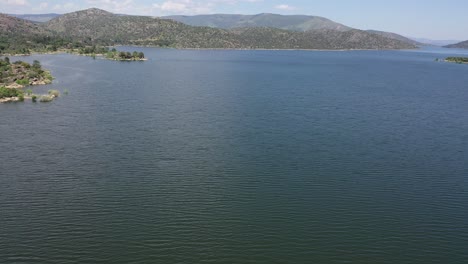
[45,9,416,50]
[444,40,468,49]
[0,9,417,54]
[3,10,421,47]
[164,13,422,46]
[365,30,422,46]
[6,10,420,46]
[410,38,461,46]
[164,13,352,32]
[8,13,61,23]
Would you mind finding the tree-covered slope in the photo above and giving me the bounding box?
[0,13,68,54]
[164,13,352,32]
[230,28,417,50]
[0,8,417,53]
[44,8,415,50]
[165,13,420,46]
[366,30,422,46]
[45,8,240,47]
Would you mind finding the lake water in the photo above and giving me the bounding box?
[1,47,467,263]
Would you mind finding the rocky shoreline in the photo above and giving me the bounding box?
[0,96,21,103]
[0,57,59,103]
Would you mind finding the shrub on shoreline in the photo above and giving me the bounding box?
[48,90,60,97]
[39,95,54,102]
[16,79,29,86]
[0,86,23,99]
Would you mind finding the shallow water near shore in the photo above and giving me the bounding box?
[1,47,467,263]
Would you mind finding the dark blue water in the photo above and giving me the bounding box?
[1,47,467,263]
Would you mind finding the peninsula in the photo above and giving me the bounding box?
[0,57,59,103]
[0,58,52,88]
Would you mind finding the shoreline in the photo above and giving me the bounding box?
[445,60,468,64]
[74,53,148,61]
[2,46,420,57]
[2,51,147,61]
[119,45,420,52]
[0,58,56,103]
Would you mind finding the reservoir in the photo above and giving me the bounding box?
[1,47,467,263]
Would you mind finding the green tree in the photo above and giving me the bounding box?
[32,60,41,70]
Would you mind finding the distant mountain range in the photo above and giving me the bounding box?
[0,8,418,54]
[444,40,468,49]
[410,38,461,47]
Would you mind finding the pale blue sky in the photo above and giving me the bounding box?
[1,0,467,40]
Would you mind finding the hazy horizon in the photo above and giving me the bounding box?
[1,0,467,40]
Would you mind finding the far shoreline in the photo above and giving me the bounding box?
[2,46,421,57]
[113,44,421,52]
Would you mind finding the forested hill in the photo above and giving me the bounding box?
[164,13,421,46]
[43,9,416,49]
[164,13,351,32]
[0,13,64,54]
[0,8,417,54]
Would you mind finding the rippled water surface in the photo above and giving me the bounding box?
[1,47,467,263]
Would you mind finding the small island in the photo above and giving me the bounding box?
[445,57,468,64]
[0,57,61,103]
[76,46,146,61]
